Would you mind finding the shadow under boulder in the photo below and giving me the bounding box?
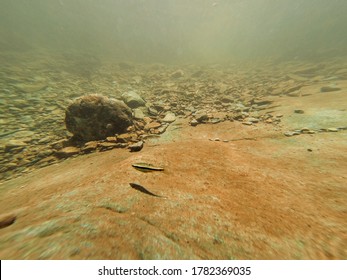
[65,94,133,141]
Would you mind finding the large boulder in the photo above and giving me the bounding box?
[65,94,133,141]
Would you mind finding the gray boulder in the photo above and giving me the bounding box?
[65,94,133,141]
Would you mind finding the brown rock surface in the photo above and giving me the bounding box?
[1,90,346,259]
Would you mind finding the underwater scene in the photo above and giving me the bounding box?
[0,0,346,259]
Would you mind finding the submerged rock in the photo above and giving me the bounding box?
[65,94,133,141]
[320,86,341,92]
[55,146,80,158]
[121,91,146,108]
[128,141,144,152]
[162,112,176,123]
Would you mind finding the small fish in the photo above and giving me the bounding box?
[129,183,163,198]
[132,162,164,172]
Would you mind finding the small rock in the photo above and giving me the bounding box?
[133,108,145,119]
[209,118,221,124]
[245,117,259,123]
[284,131,300,137]
[144,122,162,130]
[194,111,209,123]
[320,86,341,92]
[117,133,137,143]
[81,141,98,153]
[170,69,184,79]
[13,83,47,93]
[190,119,198,126]
[327,128,339,132]
[220,96,233,103]
[148,107,159,116]
[99,142,119,150]
[157,124,169,134]
[307,148,313,152]
[128,141,144,152]
[242,121,253,126]
[121,91,146,108]
[5,140,27,152]
[162,112,176,123]
[106,136,117,142]
[55,146,80,158]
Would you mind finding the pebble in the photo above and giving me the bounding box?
[327,128,338,132]
[128,141,144,152]
[242,121,253,126]
[190,119,198,126]
[81,141,98,153]
[55,146,80,158]
[170,69,184,79]
[320,86,341,92]
[162,112,176,123]
[284,131,300,137]
[245,117,259,123]
[99,142,119,150]
[133,108,145,119]
[116,133,137,143]
[106,136,117,142]
[5,140,27,152]
[144,122,162,130]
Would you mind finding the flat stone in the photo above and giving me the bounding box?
[121,91,146,108]
[55,146,80,158]
[99,142,119,150]
[5,140,26,152]
[81,141,98,153]
[128,141,144,152]
[162,112,176,123]
[327,128,339,132]
[284,131,300,137]
[242,121,253,126]
[170,69,184,79]
[320,86,341,92]
[117,133,137,143]
[13,83,47,93]
[144,122,162,130]
[106,137,117,142]
[133,108,145,119]
[245,117,259,123]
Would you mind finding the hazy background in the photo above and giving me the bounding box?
[1,0,347,64]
